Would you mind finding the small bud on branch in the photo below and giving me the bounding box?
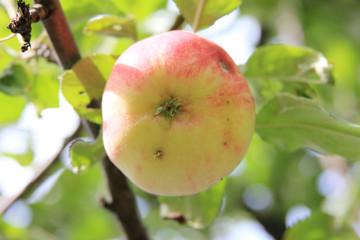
[7,0,32,52]
[4,0,48,52]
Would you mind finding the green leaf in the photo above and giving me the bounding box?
[158,179,227,229]
[0,63,31,96]
[84,15,137,40]
[62,0,167,22]
[60,54,117,124]
[173,0,242,31]
[28,70,60,114]
[243,45,335,103]
[255,94,360,160]
[244,44,334,84]
[3,151,34,166]
[0,60,60,115]
[112,0,167,20]
[69,133,106,173]
[2,132,34,166]
[0,46,13,72]
[0,93,26,124]
[284,211,358,240]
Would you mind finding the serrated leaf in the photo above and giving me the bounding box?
[60,54,117,124]
[0,63,31,96]
[284,211,358,240]
[158,179,227,229]
[255,94,360,160]
[69,133,106,173]
[0,92,26,124]
[84,15,137,40]
[243,45,335,103]
[174,0,242,31]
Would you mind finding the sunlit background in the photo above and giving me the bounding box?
[1,0,360,239]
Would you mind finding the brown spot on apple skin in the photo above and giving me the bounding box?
[136,164,142,173]
[234,145,243,154]
[153,150,163,160]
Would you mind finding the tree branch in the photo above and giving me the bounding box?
[102,157,150,240]
[32,0,80,70]
[0,124,81,215]
[29,0,149,239]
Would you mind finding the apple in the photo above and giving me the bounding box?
[102,30,255,196]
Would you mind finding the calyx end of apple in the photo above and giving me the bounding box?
[155,98,182,118]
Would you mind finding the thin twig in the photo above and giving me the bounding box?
[0,32,16,42]
[0,124,81,215]
[192,0,206,32]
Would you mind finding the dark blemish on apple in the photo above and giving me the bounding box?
[79,91,86,95]
[153,150,163,159]
[220,60,230,73]
[226,118,230,122]
[226,100,230,104]
[223,141,228,147]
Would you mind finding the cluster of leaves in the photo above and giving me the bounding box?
[1,0,360,239]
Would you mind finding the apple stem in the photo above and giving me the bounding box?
[155,98,182,118]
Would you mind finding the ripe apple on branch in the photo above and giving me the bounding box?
[102,30,255,196]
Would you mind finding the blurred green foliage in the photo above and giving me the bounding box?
[60,54,116,124]
[0,0,359,239]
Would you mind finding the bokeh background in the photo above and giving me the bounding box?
[0,0,360,239]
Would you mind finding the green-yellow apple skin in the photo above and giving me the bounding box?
[102,30,255,196]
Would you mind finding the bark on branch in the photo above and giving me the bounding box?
[33,0,80,70]
[2,0,150,239]
[102,157,149,240]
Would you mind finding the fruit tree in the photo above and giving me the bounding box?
[0,0,359,239]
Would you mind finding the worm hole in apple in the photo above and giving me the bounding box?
[154,150,163,159]
[219,60,230,73]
